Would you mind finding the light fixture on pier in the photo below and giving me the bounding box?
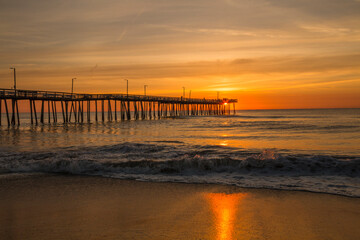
[144,85,148,96]
[71,78,76,94]
[124,79,129,97]
[9,67,16,90]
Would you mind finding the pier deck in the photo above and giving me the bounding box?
[0,88,237,126]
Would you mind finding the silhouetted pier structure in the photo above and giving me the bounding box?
[0,88,237,126]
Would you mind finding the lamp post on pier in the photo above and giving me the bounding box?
[71,78,76,94]
[182,87,185,98]
[124,79,129,97]
[9,67,16,91]
[144,85,148,96]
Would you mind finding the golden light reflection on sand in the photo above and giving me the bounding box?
[205,193,247,240]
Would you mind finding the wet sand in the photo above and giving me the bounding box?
[0,174,359,240]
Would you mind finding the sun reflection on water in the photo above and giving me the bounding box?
[205,193,247,240]
[219,140,228,146]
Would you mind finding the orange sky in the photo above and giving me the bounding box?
[0,0,359,109]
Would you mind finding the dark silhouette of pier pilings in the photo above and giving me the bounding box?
[0,88,237,126]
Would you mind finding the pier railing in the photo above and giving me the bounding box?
[0,88,236,104]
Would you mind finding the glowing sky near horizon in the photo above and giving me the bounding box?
[0,0,359,109]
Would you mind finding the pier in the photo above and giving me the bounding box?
[0,89,237,126]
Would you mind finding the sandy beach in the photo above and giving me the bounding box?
[0,174,359,240]
[2,0,360,238]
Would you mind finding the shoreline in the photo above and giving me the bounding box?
[1,172,359,198]
[1,173,360,240]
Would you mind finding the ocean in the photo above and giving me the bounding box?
[1,108,359,197]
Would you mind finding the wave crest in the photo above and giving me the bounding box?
[1,143,359,197]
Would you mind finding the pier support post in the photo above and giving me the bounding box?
[54,101,57,122]
[65,101,69,123]
[4,100,10,126]
[133,101,138,120]
[102,100,105,122]
[127,101,131,120]
[51,101,56,122]
[158,102,161,119]
[80,101,84,123]
[140,101,144,119]
[108,100,112,121]
[120,101,124,120]
[95,100,98,122]
[11,99,15,125]
[15,100,20,125]
[66,101,76,122]
[114,100,117,121]
[153,102,156,119]
[48,101,51,123]
[46,100,51,123]
[69,102,73,122]
[33,100,38,125]
[61,101,65,123]
[149,102,152,120]
[87,100,90,122]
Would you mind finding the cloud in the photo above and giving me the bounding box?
[0,0,359,107]
[1,0,360,68]
[1,54,359,88]
[268,0,360,18]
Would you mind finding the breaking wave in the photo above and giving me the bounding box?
[1,142,359,197]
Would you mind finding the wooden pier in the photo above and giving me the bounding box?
[0,88,237,126]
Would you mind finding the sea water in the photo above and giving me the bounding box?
[0,109,359,196]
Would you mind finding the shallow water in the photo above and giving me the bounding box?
[1,109,359,196]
